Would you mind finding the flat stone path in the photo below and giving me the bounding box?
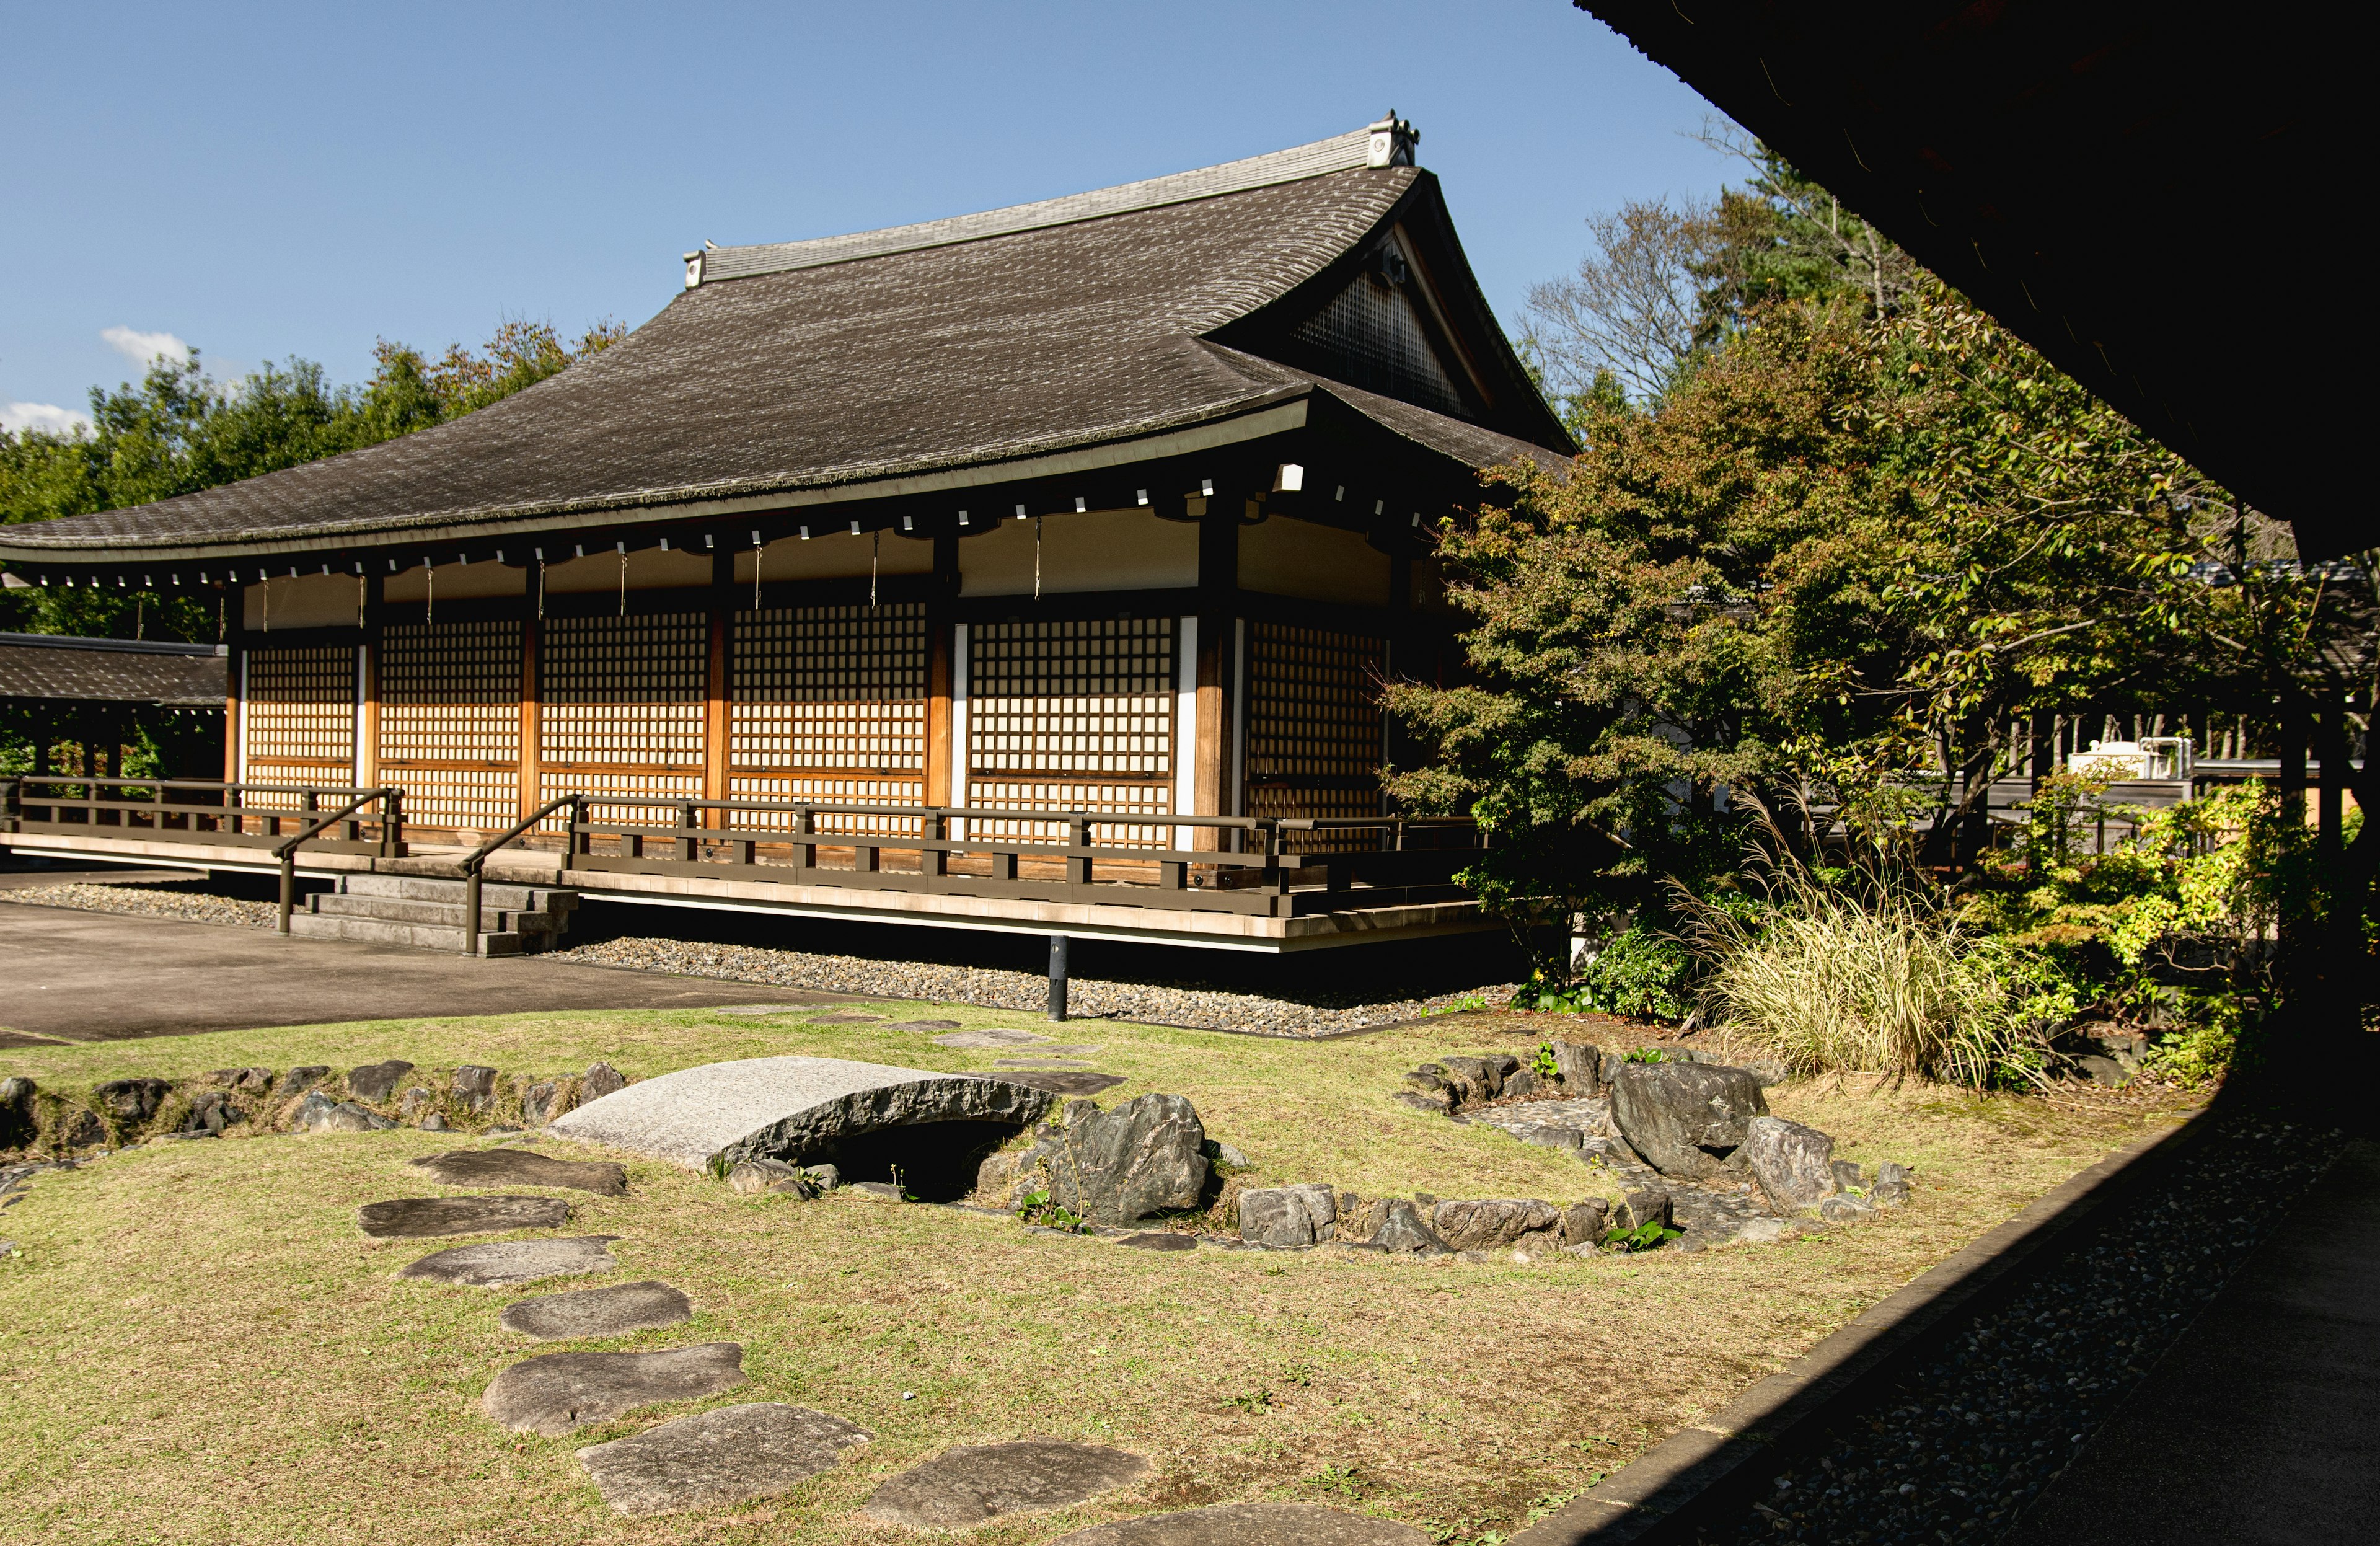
[482,1343,746,1436]
[576,1402,869,1516]
[969,1070,1127,1097]
[0,900,843,1042]
[883,1019,963,1031]
[400,1237,622,1287]
[1117,1232,1197,1252]
[408,1149,629,1195]
[863,1439,1150,1527]
[359,1195,570,1239]
[1047,1502,1429,1544]
[932,1028,1051,1049]
[501,1280,692,1340]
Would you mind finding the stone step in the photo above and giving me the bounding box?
[307,893,559,933]
[340,873,575,912]
[286,912,531,955]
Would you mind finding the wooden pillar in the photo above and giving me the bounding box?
[1192,492,1240,841]
[357,573,382,791]
[925,531,958,808]
[2317,700,2346,862]
[223,586,243,784]
[521,611,543,821]
[702,550,732,826]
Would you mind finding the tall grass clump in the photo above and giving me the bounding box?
[1693,875,2043,1087]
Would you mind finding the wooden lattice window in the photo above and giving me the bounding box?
[1246,622,1385,847]
[244,646,354,772]
[731,604,926,775]
[541,614,706,768]
[967,617,1174,844]
[379,620,521,766]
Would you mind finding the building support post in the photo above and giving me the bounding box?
[223,583,244,788]
[1193,488,1240,850]
[1047,932,1069,1022]
[703,549,733,829]
[925,530,958,808]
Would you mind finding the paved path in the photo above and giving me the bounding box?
[2008,1137,2380,1545]
[0,902,845,1043]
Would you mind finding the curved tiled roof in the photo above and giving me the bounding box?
[5,138,1562,562]
[0,633,226,706]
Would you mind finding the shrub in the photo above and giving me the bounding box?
[1695,877,2046,1087]
[1513,925,1696,1018]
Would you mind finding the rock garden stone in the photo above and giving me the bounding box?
[1045,1501,1429,1544]
[1871,1160,1912,1207]
[933,1028,1050,1049]
[482,1342,746,1436]
[292,1092,396,1133]
[95,1077,171,1122]
[883,1019,963,1031]
[1511,1123,1584,1151]
[1,1077,38,1149]
[421,1112,452,1131]
[207,1067,274,1090]
[1118,1230,1197,1251]
[1559,1199,1610,1247]
[346,1060,414,1103]
[804,1163,842,1190]
[1367,1199,1451,1256]
[987,1094,1207,1225]
[1238,1184,1337,1247]
[550,1055,1057,1172]
[727,1157,815,1196]
[399,1086,433,1119]
[400,1235,621,1287]
[55,1106,105,1149]
[408,1149,628,1195]
[501,1279,692,1340]
[1831,1159,1866,1191]
[1738,1217,1789,1244]
[358,1195,571,1239]
[452,1065,501,1112]
[1741,1115,1836,1211]
[1609,1061,1769,1180]
[282,1065,330,1097]
[183,1091,239,1134]
[1618,1188,1674,1231]
[977,1070,1128,1097]
[1394,1068,1455,1116]
[1433,1054,1507,1106]
[582,1062,627,1101]
[863,1439,1152,1529]
[520,1079,575,1124]
[845,1181,903,1201]
[1819,1193,1877,1222]
[576,1401,868,1516]
[1430,1198,1560,1251]
[1552,1040,1603,1095]
[1202,1139,1251,1170]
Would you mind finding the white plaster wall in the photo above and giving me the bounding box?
[959,510,1198,597]
[1236,516,1391,607]
[540,546,709,595]
[382,561,529,604]
[729,530,934,585]
[241,572,366,630]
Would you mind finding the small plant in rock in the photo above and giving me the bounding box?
[1602,1219,1683,1252]
[1428,994,1492,1015]
[1531,1043,1560,1081]
[1014,1189,1085,1233]
[1222,1389,1276,1414]
[1623,1046,1665,1064]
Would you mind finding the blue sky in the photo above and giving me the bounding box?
[1,1,1735,433]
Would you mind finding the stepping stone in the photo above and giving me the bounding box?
[549,1056,1057,1171]
[358,1195,570,1239]
[483,1343,746,1436]
[501,1280,692,1340]
[576,1402,868,1516]
[1047,1502,1430,1544]
[932,1028,1050,1049]
[707,1005,823,1017]
[1117,1231,1197,1252]
[845,1182,904,1202]
[408,1149,629,1196]
[806,1013,883,1025]
[863,1439,1152,1529]
[401,1235,621,1288]
[966,1071,1128,1097]
[994,1058,1095,1069]
[883,1020,963,1032]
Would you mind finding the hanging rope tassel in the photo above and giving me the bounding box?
[752,534,764,611]
[536,559,545,621]
[617,549,627,616]
[262,574,270,634]
[426,564,434,625]
[355,572,365,629]
[1034,515,1043,601]
[871,531,880,609]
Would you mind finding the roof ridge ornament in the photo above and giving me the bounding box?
[1365,112,1417,169]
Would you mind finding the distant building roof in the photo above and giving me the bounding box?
[0,633,227,707]
[1,121,1569,567]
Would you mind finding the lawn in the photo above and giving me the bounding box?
[0,1000,2190,1544]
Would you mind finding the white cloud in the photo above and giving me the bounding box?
[102,325,193,369]
[2,400,92,436]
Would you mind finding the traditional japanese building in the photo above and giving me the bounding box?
[0,117,1571,953]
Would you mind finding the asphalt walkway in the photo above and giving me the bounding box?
[2008,1136,2380,1545]
[0,901,841,1043]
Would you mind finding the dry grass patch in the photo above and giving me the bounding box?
[1,1006,2187,1542]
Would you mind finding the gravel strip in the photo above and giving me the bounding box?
[0,882,276,931]
[545,936,1519,1038]
[1705,1111,2347,1544]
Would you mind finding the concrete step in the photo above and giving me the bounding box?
[307,894,558,934]
[286,913,530,955]
[340,873,575,912]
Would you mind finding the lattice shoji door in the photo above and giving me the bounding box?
[729,604,926,836]
[967,617,1174,846]
[241,646,355,800]
[539,614,707,829]
[378,620,522,834]
[1246,621,1385,850]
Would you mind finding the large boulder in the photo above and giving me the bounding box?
[1365,1199,1450,1256]
[1430,1198,1560,1252]
[1608,1061,1768,1179]
[1433,1054,1513,1106]
[1238,1185,1337,1248]
[0,1077,35,1150]
[346,1060,415,1104]
[1740,1115,1836,1211]
[990,1096,1207,1226]
[1551,1041,1603,1095]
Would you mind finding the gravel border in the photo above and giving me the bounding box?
[545,935,1522,1038]
[0,882,277,931]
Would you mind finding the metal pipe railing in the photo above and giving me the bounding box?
[457,795,584,956]
[270,788,403,934]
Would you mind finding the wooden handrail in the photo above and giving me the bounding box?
[459,795,583,956]
[271,788,403,935]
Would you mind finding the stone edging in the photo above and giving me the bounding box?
[1512,1102,2216,1545]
